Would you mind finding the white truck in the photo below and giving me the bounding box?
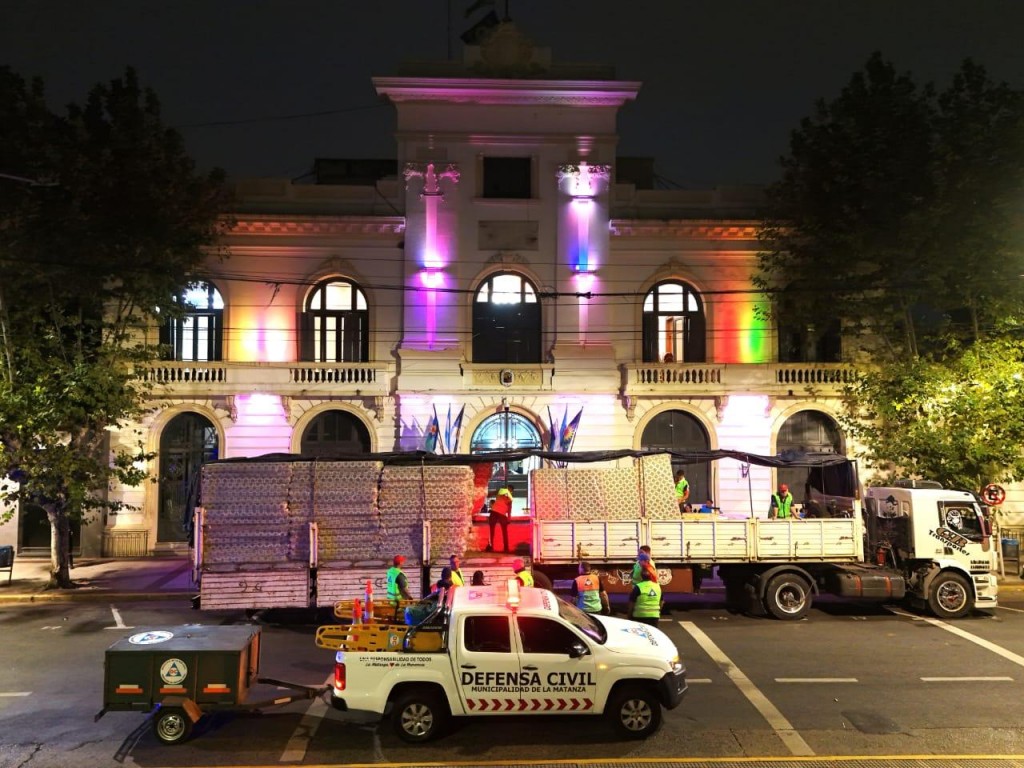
[531,456,1000,621]
[314,581,687,742]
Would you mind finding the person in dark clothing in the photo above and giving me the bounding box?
[486,487,513,553]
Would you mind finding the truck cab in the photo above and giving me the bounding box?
[864,485,998,618]
[317,582,687,742]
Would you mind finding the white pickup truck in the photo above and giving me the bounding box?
[315,582,687,742]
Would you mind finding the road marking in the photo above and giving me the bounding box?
[278,675,331,763]
[996,604,1024,613]
[921,676,1014,682]
[914,615,1024,668]
[687,678,713,683]
[0,692,31,697]
[775,678,858,683]
[105,605,132,629]
[678,620,813,756]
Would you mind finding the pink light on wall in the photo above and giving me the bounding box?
[404,162,459,350]
[232,306,291,362]
[226,393,292,457]
[573,271,595,344]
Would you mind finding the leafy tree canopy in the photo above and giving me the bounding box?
[757,53,1024,362]
[0,66,229,586]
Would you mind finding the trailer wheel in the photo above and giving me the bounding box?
[606,684,662,739]
[764,573,811,620]
[153,707,193,745]
[927,572,972,619]
[392,690,448,743]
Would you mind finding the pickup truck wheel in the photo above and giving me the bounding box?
[153,708,193,745]
[927,572,972,619]
[607,685,662,739]
[392,691,448,743]
[764,573,811,620]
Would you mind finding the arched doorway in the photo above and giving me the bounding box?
[640,410,711,506]
[469,411,542,515]
[776,410,844,506]
[300,410,371,456]
[159,412,219,543]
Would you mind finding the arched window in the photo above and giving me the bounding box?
[777,282,841,362]
[776,410,845,510]
[642,280,706,363]
[641,410,711,505]
[472,272,541,364]
[470,411,542,514]
[161,281,224,361]
[300,410,371,456]
[301,278,369,362]
[159,412,219,543]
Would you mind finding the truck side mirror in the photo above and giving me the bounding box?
[568,642,589,659]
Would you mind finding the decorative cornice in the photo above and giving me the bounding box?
[404,162,460,193]
[230,216,405,236]
[373,77,641,108]
[609,219,760,241]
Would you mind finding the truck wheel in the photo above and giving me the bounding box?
[392,690,448,743]
[153,707,193,745]
[764,573,811,620]
[607,684,662,739]
[927,572,972,619]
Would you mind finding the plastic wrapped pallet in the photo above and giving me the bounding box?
[639,453,683,519]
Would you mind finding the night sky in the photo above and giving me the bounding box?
[4,1,1023,188]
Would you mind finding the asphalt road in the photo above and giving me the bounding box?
[2,592,1024,768]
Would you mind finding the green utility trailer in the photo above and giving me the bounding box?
[96,624,328,745]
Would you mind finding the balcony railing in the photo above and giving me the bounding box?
[622,362,855,396]
[142,361,391,396]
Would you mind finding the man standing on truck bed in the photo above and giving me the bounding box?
[769,483,795,519]
[674,470,690,512]
[386,555,413,604]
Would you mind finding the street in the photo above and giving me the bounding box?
[2,592,1024,768]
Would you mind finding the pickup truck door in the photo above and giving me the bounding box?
[454,614,521,715]
[513,616,598,714]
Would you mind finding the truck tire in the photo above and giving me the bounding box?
[606,684,662,739]
[927,572,972,619]
[153,707,193,745]
[764,573,811,620]
[392,690,449,743]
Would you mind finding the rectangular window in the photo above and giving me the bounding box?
[483,157,532,199]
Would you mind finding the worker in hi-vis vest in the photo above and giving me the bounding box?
[628,568,663,627]
[571,561,610,614]
[769,483,795,518]
[386,555,413,603]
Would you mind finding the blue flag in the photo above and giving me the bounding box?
[424,409,440,453]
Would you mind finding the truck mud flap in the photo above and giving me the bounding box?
[824,570,906,599]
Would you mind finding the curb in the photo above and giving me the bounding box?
[0,590,196,604]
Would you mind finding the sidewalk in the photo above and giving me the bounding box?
[0,555,196,603]
[0,555,1021,604]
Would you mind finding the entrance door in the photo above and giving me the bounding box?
[158,413,219,543]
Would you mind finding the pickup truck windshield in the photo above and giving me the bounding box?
[556,596,607,643]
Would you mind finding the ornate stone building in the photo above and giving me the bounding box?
[2,24,854,557]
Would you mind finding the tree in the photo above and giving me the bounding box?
[0,67,229,588]
[756,53,1024,363]
[838,338,1024,491]
[756,54,1024,492]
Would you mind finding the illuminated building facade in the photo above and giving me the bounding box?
[4,24,855,556]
